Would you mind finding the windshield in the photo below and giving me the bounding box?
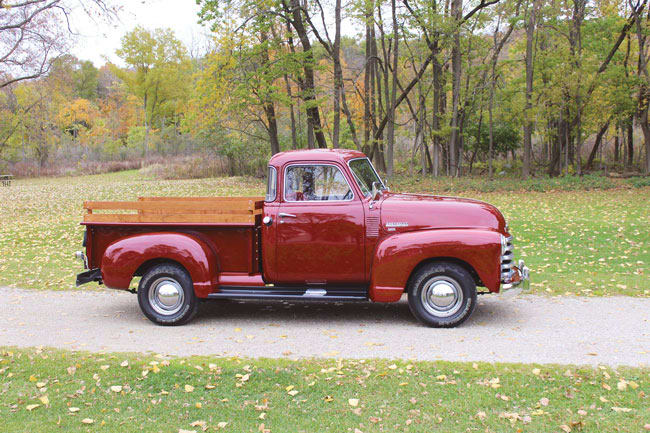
[349,158,384,197]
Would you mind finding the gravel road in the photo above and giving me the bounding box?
[1,287,648,367]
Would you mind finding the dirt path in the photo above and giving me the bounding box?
[1,287,648,366]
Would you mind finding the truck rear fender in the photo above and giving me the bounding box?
[369,229,501,302]
[100,232,218,297]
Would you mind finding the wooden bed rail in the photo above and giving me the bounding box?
[83,196,264,224]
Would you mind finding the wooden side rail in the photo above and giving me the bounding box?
[83,197,264,224]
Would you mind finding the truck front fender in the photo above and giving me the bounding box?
[370,229,501,302]
[101,232,218,298]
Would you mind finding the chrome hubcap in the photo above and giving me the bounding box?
[149,278,184,316]
[421,276,463,317]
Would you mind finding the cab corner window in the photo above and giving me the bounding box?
[284,165,353,202]
[265,166,277,202]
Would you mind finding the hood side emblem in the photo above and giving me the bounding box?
[386,222,408,228]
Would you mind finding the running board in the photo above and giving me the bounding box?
[207,286,368,301]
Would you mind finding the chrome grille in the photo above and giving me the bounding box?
[501,236,514,282]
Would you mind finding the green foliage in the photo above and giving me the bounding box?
[1,347,648,432]
[465,120,520,157]
[73,61,99,100]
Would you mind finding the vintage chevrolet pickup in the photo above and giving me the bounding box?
[75,149,529,327]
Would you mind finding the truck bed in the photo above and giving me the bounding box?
[82,196,264,276]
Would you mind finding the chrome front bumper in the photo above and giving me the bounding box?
[500,259,530,297]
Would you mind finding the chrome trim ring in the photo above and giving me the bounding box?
[420,276,464,318]
[148,278,184,316]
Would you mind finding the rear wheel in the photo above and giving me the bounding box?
[138,263,198,326]
[407,262,476,327]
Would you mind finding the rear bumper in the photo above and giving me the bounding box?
[76,268,102,286]
[500,259,530,297]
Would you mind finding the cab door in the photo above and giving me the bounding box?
[274,163,365,285]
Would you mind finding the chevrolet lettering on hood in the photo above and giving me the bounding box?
[386,221,409,231]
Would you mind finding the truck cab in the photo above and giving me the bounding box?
[76,149,529,327]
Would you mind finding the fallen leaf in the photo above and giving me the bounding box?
[532,368,541,375]
[26,404,40,411]
[560,424,571,433]
[190,420,207,429]
[217,422,228,429]
[100,365,109,371]
[288,390,299,396]
[539,397,549,406]
[39,395,49,405]
[611,407,632,413]
[69,407,80,413]
[110,385,122,393]
[120,360,129,367]
[348,398,359,407]
[81,418,94,424]
[185,384,194,393]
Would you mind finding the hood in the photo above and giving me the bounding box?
[379,192,506,233]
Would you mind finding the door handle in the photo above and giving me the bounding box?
[279,213,297,218]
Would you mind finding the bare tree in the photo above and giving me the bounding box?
[0,0,115,89]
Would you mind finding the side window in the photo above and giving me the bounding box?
[266,166,277,201]
[284,165,353,201]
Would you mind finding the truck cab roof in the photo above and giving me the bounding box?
[268,149,367,167]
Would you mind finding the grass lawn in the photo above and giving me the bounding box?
[1,347,647,433]
[0,170,648,296]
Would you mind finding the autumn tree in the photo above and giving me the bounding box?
[114,26,191,154]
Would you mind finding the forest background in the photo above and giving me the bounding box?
[2,0,650,181]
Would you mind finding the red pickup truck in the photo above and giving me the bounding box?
[75,149,529,327]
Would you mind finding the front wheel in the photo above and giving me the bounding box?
[407,262,477,327]
[137,263,198,326]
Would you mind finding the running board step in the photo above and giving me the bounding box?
[208,286,368,301]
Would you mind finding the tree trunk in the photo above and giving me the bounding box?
[585,120,610,170]
[523,0,537,178]
[635,7,650,174]
[143,92,149,156]
[332,0,342,148]
[614,126,620,163]
[261,31,281,155]
[363,5,372,154]
[432,40,442,177]
[263,102,281,155]
[571,0,585,175]
[627,117,634,167]
[448,0,462,177]
[286,0,328,148]
[385,0,399,177]
[284,74,298,149]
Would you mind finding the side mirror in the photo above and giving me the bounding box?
[371,181,383,201]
